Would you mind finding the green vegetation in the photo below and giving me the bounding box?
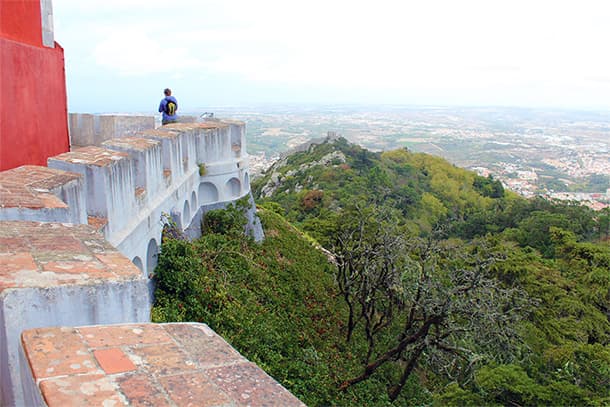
[153,138,609,406]
[153,204,389,405]
[198,163,207,176]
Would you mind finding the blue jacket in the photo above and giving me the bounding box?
[158,96,178,122]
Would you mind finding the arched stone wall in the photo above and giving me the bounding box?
[132,256,143,272]
[226,177,241,198]
[146,238,158,275]
[182,200,190,227]
[190,191,197,211]
[198,182,219,204]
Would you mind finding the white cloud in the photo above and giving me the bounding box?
[92,27,204,76]
[53,0,610,109]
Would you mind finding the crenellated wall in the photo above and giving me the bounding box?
[1,119,261,278]
[45,119,262,276]
[0,117,266,406]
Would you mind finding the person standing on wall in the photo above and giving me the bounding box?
[159,88,178,125]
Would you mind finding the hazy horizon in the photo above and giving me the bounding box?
[53,0,610,113]
[77,103,610,117]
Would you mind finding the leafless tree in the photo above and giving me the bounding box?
[334,204,406,352]
[334,211,529,401]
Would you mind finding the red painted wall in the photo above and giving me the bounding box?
[0,0,70,171]
[0,38,70,170]
[0,0,43,46]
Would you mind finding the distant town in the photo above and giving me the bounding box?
[195,105,610,210]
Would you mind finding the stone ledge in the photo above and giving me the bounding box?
[217,118,246,126]
[0,221,141,292]
[0,166,80,210]
[50,146,129,167]
[136,128,182,140]
[21,323,305,407]
[164,122,231,130]
[102,136,160,153]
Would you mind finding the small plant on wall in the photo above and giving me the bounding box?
[198,163,207,176]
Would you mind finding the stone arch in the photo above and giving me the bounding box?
[225,177,241,198]
[182,200,191,228]
[198,182,218,204]
[190,191,197,211]
[146,238,158,275]
[132,256,143,272]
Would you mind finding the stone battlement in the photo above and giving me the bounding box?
[3,120,259,277]
[0,117,288,406]
[0,166,85,224]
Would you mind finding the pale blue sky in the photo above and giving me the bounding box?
[53,0,610,113]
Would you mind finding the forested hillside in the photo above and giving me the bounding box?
[153,137,609,406]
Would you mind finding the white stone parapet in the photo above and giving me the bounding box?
[1,118,257,276]
[68,113,156,147]
[46,119,256,275]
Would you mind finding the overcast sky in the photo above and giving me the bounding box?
[53,0,610,113]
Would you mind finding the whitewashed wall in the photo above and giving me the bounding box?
[49,119,261,276]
